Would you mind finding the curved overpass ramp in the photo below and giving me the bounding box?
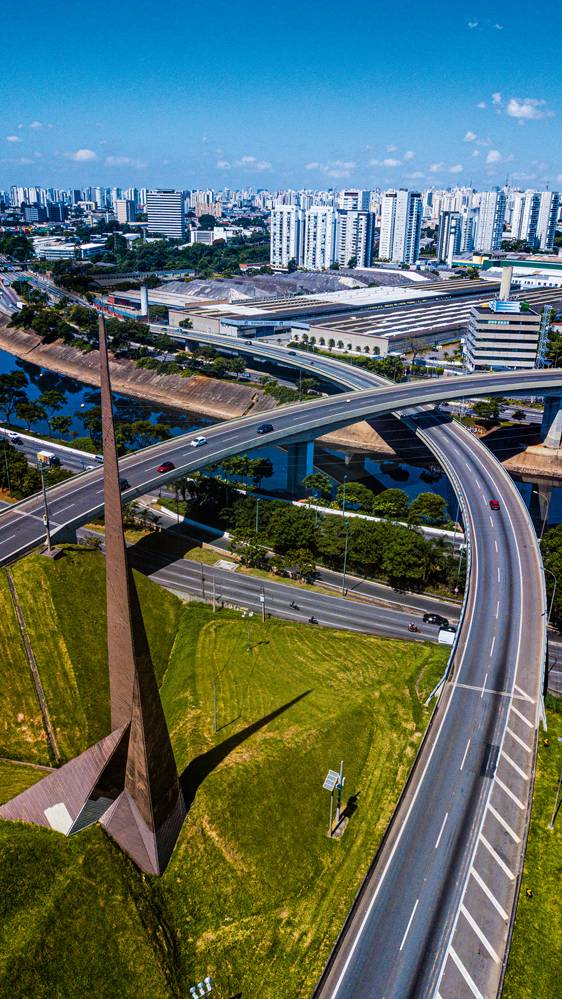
[0,365,559,999]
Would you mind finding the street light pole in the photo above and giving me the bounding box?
[38,462,53,554]
[544,566,557,625]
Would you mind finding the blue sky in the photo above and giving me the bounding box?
[1,0,561,190]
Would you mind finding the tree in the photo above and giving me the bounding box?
[372,488,409,519]
[511,409,526,421]
[0,371,28,423]
[179,317,193,329]
[316,516,345,565]
[197,214,217,230]
[283,548,317,581]
[409,492,447,525]
[287,258,297,273]
[229,531,268,568]
[124,420,170,450]
[336,481,375,512]
[14,399,47,431]
[38,389,66,433]
[50,414,73,438]
[380,526,429,589]
[347,255,358,269]
[303,472,332,501]
[472,399,500,424]
[267,506,316,553]
[0,441,41,498]
[81,406,103,445]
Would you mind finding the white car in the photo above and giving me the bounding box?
[190,436,207,448]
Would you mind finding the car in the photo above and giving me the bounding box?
[442,624,457,633]
[84,464,96,471]
[119,478,130,491]
[5,430,21,443]
[190,436,207,448]
[94,454,104,463]
[287,350,296,355]
[157,461,175,473]
[256,422,274,434]
[423,613,450,628]
[489,499,500,511]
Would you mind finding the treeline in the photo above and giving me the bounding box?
[0,441,72,499]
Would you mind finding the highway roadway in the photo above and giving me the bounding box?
[0,343,558,997]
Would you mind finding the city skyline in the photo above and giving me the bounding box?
[1,0,561,189]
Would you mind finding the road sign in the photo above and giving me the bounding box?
[323,770,339,792]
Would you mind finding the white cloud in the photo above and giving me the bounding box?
[477,101,487,109]
[429,162,445,173]
[29,120,43,129]
[467,20,479,28]
[464,130,477,142]
[472,149,480,157]
[486,149,514,164]
[219,155,272,172]
[105,155,146,168]
[382,157,401,167]
[506,97,554,120]
[217,159,231,169]
[492,92,502,106]
[386,144,398,152]
[449,164,463,173]
[495,23,503,30]
[67,148,98,162]
[5,135,22,143]
[557,173,562,183]
[1,155,33,165]
[405,171,425,179]
[403,150,415,161]
[307,159,355,178]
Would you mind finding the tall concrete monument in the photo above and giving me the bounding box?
[0,316,185,875]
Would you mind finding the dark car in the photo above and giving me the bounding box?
[157,461,175,473]
[119,478,130,491]
[256,422,274,434]
[288,350,296,355]
[423,613,449,628]
[442,624,457,633]
[489,499,500,511]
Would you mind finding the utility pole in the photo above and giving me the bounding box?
[335,760,345,825]
[260,585,266,622]
[341,474,348,596]
[175,488,180,524]
[38,461,53,555]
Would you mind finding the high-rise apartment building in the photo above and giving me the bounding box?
[474,191,506,251]
[536,191,560,250]
[436,210,461,265]
[303,206,336,269]
[335,210,373,267]
[115,199,136,223]
[510,190,540,244]
[146,189,186,238]
[270,205,305,268]
[379,189,422,264]
[336,189,371,211]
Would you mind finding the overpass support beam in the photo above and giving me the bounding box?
[541,395,562,449]
[286,440,314,497]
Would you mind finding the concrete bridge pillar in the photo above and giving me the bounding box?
[541,395,562,449]
[286,440,315,496]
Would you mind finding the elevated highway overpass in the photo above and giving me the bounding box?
[0,362,560,999]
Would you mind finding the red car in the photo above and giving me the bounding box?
[489,499,500,511]
[157,461,175,473]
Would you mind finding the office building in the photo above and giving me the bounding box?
[379,189,422,264]
[536,191,560,251]
[146,189,186,238]
[464,299,541,371]
[474,191,506,251]
[22,203,48,223]
[270,205,305,267]
[335,210,374,267]
[303,206,336,269]
[47,202,66,223]
[115,199,136,223]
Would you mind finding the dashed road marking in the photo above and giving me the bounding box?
[399,898,419,951]
[506,726,531,752]
[481,672,488,698]
[460,904,500,963]
[460,738,471,771]
[480,833,515,879]
[489,636,495,657]
[489,515,494,526]
[0,533,17,545]
[488,803,521,844]
[435,812,449,849]
[496,600,500,619]
[449,945,485,999]
[56,503,75,514]
[495,776,525,811]
[511,705,533,729]
[494,540,498,553]
[497,566,501,583]
[501,750,529,781]
[470,867,509,920]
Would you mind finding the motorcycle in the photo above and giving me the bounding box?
[408,622,419,633]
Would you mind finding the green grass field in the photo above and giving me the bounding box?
[0,547,482,996]
[502,696,562,999]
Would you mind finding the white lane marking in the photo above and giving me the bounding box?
[506,726,531,753]
[481,672,488,698]
[494,539,498,553]
[399,898,419,951]
[0,533,17,545]
[497,566,501,583]
[454,683,528,700]
[465,462,471,469]
[514,683,534,703]
[96,488,104,494]
[460,904,500,963]
[495,600,500,619]
[449,946,485,999]
[495,776,525,810]
[488,803,521,844]
[480,833,515,880]
[511,705,533,729]
[460,739,471,771]
[501,750,529,781]
[435,812,449,849]
[55,503,75,514]
[489,636,495,657]
[470,867,509,920]
[489,514,494,526]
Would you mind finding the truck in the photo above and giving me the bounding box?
[36,450,61,468]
